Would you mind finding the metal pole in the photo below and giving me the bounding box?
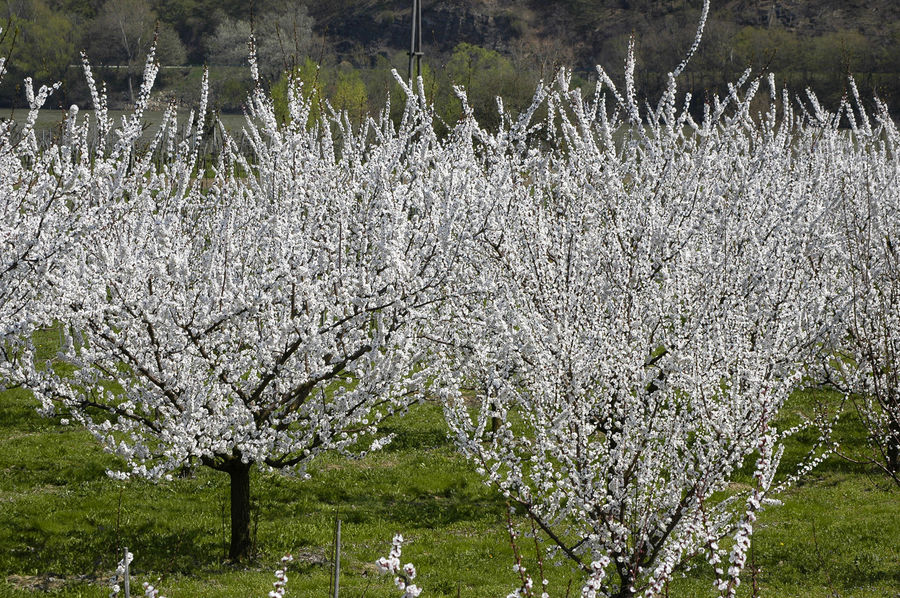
[408,0,423,82]
[415,0,423,80]
[332,519,342,598]
[408,0,416,82]
[123,547,130,598]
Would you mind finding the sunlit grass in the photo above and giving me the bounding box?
[0,384,897,597]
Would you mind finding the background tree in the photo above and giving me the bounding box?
[206,4,315,77]
[1,0,76,87]
[83,0,185,102]
[204,15,251,67]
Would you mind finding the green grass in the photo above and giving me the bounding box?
[0,386,897,597]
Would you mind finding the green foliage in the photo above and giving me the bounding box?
[211,71,252,112]
[331,64,368,124]
[2,0,75,84]
[437,43,536,130]
[46,0,97,19]
[270,57,323,126]
[271,59,369,128]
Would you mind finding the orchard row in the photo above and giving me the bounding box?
[1,29,898,598]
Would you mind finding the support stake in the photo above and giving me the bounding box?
[123,547,130,598]
[332,518,342,598]
[407,0,424,82]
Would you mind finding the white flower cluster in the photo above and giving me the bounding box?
[109,550,136,598]
[0,29,110,383]
[108,550,294,598]
[375,534,422,598]
[142,581,165,598]
[581,557,612,598]
[269,554,294,598]
[818,80,900,486]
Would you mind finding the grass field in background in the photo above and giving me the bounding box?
[0,385,897,597]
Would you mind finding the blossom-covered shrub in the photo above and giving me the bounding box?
[106,538,415,598]
[109,549,294,598]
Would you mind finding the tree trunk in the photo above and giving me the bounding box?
[612,584,634,598]
[612,566,635,598]
[226,460,253,562]
[887,418,900,475]
[612,584,635,598]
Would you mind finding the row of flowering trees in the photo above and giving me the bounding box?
[820,83,900,486]
[2,22,898,597]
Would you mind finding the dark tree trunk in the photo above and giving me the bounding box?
[887,418,900,475]
[612,565,636,598]
[612,583,635,598]
[226,460,253,562]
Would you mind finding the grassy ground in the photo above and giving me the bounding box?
[0,386,897,598]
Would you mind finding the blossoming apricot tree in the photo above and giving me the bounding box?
[822,86,900,487]
[441,58,837,597]
[31,57,477,560]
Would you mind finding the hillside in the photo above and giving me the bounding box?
[305,0,900,67]
[1,0,898,116]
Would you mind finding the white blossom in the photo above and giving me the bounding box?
[29,66,474,560]
[440,50,839,597]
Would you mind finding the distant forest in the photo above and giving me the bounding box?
[1,0,898,124]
